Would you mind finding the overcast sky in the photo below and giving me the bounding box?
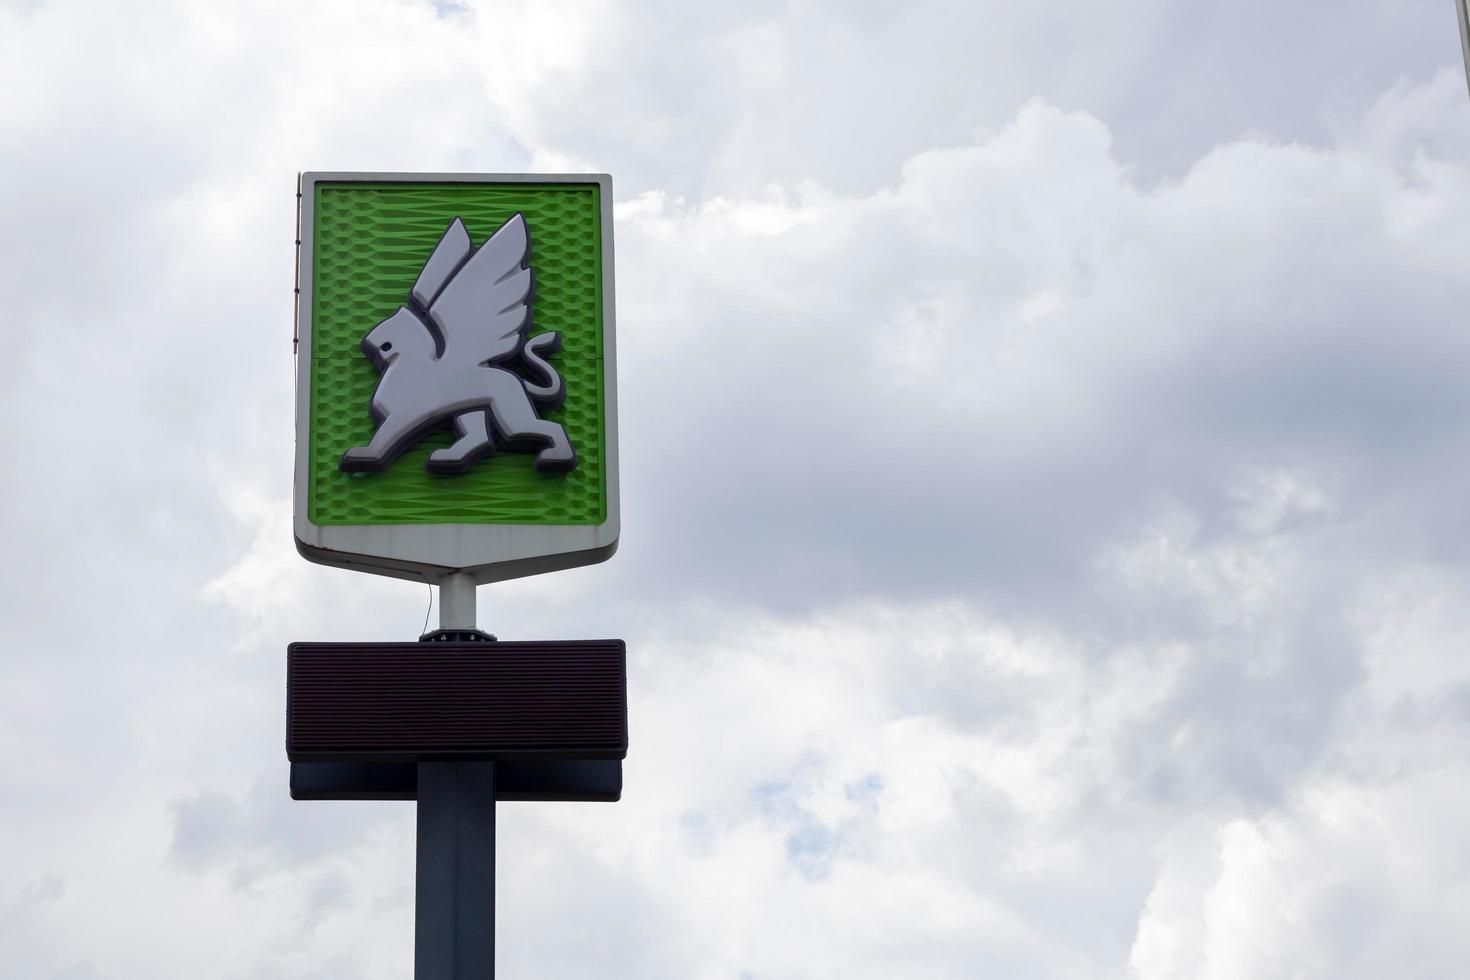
[3,0,1470,977]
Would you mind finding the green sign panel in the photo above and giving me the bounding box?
[293,173,619,584]
[309,179,606,524]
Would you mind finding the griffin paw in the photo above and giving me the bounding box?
[427,446,491,475]
[533,446,577,473]
[339,447,385,472]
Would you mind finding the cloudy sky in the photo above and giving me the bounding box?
[4,0,1470,977]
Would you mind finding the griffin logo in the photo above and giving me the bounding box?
[338,213,577,475]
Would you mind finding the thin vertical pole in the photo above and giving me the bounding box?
[1459,0,1470,104]
[416,762,495,979]
[418,572,495,980]
[439,572,477,631]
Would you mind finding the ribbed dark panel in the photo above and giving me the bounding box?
[287,641,626,762]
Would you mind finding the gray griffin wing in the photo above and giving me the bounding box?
[426,212,533,366]
[410,218,473,310]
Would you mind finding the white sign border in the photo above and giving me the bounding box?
[293,171,619,585]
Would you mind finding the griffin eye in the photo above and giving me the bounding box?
[381,342,393,352]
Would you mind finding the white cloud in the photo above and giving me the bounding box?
[3,1,1470,977]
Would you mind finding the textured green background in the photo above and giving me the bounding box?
[308,181,606,525]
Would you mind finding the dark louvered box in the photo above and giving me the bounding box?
[287,641,627,763]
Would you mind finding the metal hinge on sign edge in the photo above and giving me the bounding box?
[293,173,302,355]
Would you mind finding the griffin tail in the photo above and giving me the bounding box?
[520,332,566,408]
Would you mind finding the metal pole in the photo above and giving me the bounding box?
[417,573,495,980]
[1458,0,1470,104]
[416,761,495,979]
[439,572,478,631]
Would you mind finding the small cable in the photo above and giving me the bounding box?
[421,577,434,636]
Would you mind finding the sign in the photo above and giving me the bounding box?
[287,640,627,763]
[293,172,619,584]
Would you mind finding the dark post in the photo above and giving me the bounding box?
[416,761,496,979]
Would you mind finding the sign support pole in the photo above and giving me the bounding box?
[415,575,496,980]
[290,173,624,975]
[438,572,477,635]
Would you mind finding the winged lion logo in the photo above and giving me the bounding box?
[338,213,577,475]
